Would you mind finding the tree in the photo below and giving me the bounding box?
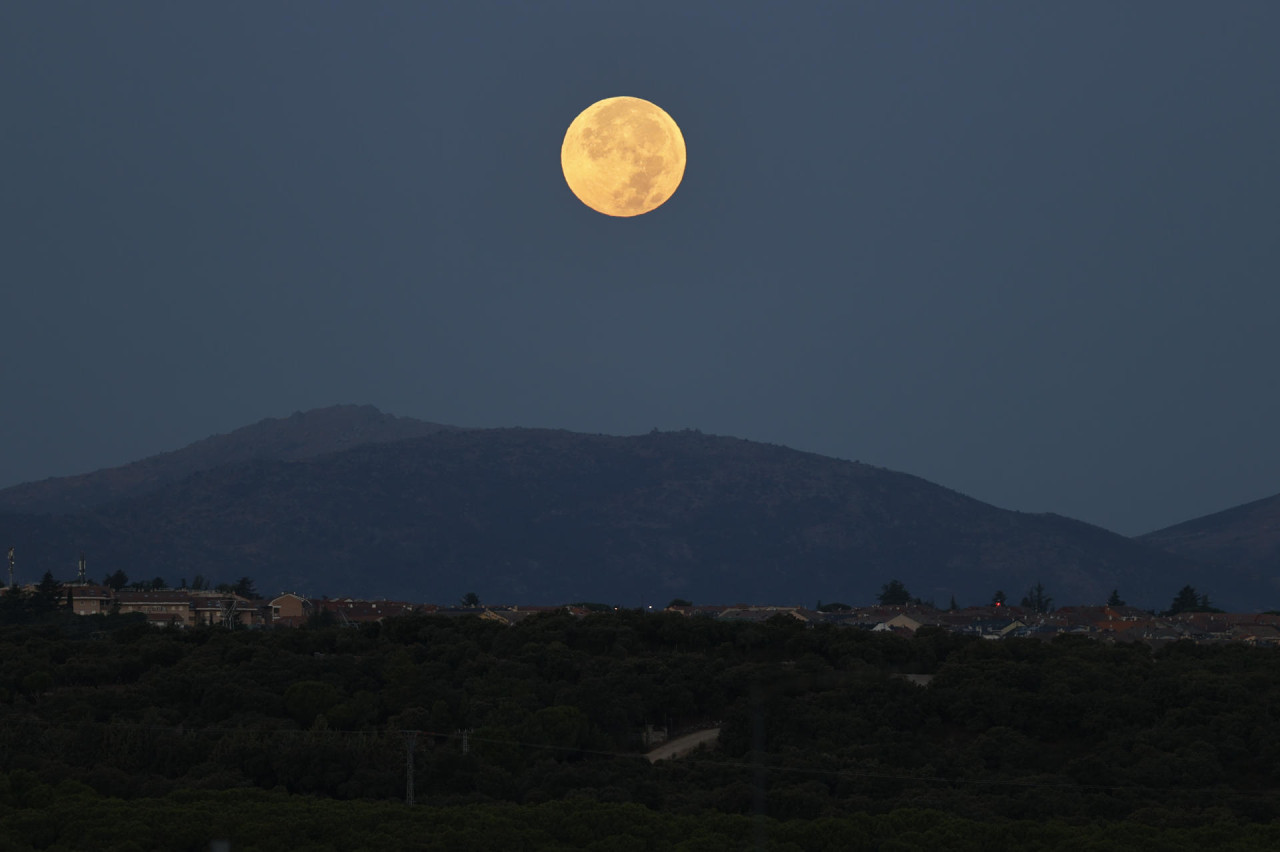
[948,595,958,611]
[232,577,258,599]
[991,590,1007,606]
[33,572,65,614]
[105,570,129,591]
[460,591,481,608]
[667,598,693,608]
[877,579,912,606]
[1107,589,1126,607]
[1165,585,1222,615]
[1020,582,1053,614]
[1167,585,1201,615]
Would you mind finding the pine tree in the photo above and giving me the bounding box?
[1165,585,1221,615]
[877,579,911,606]
[34,571,64,613]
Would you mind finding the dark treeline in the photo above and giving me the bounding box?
[2,609,1280,850]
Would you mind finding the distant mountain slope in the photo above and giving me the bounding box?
[0,426,1212,609]
[1139,492,1280,603]
[0,405,461,515]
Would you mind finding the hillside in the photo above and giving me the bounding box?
[1139,491,1280,604]
[0,421,1214,609]
[0,404,460,515]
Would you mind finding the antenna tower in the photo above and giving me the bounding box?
[220,596,239,628]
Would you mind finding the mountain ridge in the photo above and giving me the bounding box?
[0,404,461,515]
[0,412,1227,610]
[1139,491,1280,603]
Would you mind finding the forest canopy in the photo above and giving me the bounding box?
[2,609,1279,848]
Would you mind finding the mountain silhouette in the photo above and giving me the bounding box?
[0,409,1222,609]
[0,404,460,515]
[1139,492,1280,606]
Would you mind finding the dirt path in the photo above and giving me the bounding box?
[645,727,721,763]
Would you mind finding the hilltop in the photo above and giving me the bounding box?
[1139,491,1280,604]
[0,404,460,515]
[0,409,1219,609]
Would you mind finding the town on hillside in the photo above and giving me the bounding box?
[2,568,1277,647]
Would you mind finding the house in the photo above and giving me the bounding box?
[666,604,732,618]
[113,590,198,627]
[964,617,1026,638]
[270,593,314,627]
[1229,624,1280,646]
[716,606,810,624]
[875,613,926,633]
[1172,612,1231,640]
[317,598,417,625]
[190,591,267,628]
[67,584,113,617]
[481,606,577,626]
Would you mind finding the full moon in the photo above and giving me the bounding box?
[561,96,686,217]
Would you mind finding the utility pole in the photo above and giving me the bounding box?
[404,731,418,805]
[6,547,13,589]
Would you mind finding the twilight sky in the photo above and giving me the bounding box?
[3,1,1278,536]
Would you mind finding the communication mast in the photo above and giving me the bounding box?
[220,595,239,628]
[77,553,87,585]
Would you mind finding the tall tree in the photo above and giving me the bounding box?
[105,569,129,591]
[991,590,1007,606]
[1020,582,1053,614]
[877,579,911,606]
[33,571,64,613]
[1107,589,1126,607]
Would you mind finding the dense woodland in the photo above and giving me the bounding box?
[3,607,1280,850]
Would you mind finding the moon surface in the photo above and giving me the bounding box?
[561,97,686,217]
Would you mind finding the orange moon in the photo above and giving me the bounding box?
[561,96,686,217]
